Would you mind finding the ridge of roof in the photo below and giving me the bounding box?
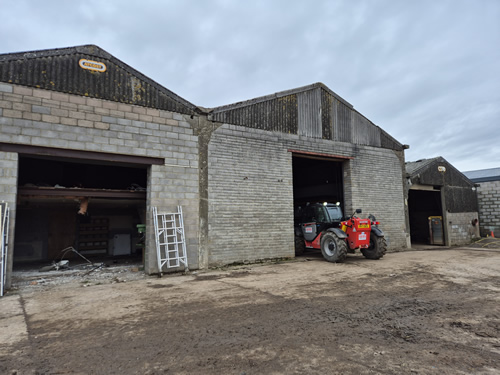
[405,157,441,176]
[209,82,353,113]
[406,156,476,186]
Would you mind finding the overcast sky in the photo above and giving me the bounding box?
[1,0,499,172]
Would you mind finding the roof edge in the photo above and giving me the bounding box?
[406,156,476,185]
[210,82,353,113]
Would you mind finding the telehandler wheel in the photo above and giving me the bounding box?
[361,232,387,260]
[320,232,347,263]
[295,235,305,256]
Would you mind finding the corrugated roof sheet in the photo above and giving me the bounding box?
[405,157,441,177]
[209,82,404,151]
[0,45,200,115]
[406,156,475,188]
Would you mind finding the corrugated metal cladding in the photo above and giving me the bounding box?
[210,94,298,134]
[0,46,197,115]
[446,186,478,212]
[320,89,352,142]
[211,84,403,151]
[297,90,321,138]
[322,88,381,147]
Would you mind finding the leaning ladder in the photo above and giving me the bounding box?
[1,202,10,297]
[152,206,188,277]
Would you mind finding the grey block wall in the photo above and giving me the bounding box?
[207,124,408,266]
[0,83,200,274]
[348,146,407,249]
[0,151,18,288]
[476,180,500,236]
[447,212,479,245]
[208,126,294,265]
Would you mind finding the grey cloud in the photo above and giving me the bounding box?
[1,0,498,171]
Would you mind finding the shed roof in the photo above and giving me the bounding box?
[405,157,441,177]
[209,82,405,151]
[210,82,353,112]
[462,167,500,183]
[406,156,474,187]
[0,45,200,115]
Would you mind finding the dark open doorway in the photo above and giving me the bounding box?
[14,155,147,265]
[408,189,443,245]
[292,155,344,207]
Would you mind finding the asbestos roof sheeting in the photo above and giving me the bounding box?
[209,82,352,113]
[0,45,201,115]
[405,157,441,177]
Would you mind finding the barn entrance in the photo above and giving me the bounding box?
[291,153,347,258]
[292,155,345,207]
[14,154,149,265]
[408,188,444,245]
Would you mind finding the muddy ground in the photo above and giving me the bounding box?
[1,247,500,374]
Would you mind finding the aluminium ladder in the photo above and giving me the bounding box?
[0,202,10,297]
[152,206,188,277]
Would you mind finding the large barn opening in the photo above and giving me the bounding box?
[408,189,444,245]
[292,154,345,258]
[14,155,148,268]
[292,155,344,207]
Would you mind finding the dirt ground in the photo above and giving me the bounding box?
[1,246,500,375]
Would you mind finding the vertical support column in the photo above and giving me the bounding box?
[194,116,221,269]
[441,187,451,247]
[342,159,353,215]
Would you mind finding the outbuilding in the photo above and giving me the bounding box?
[0,45,410,289]
[406,157,479,246]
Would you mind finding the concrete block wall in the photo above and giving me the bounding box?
[447,212,479,245]
[476,180,500,237]
[0,151,17,206]
[208,124,408,266]
[348,146,407,249]
[0,82,200,274]
[208,125,294,265]
[0,151,18,288]
[148,163,200,270]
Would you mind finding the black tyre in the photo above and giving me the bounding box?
[320,232,347,263]
[295,235,305,256]
[361,232,387,260]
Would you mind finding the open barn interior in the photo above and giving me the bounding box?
[14,155,147,268]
